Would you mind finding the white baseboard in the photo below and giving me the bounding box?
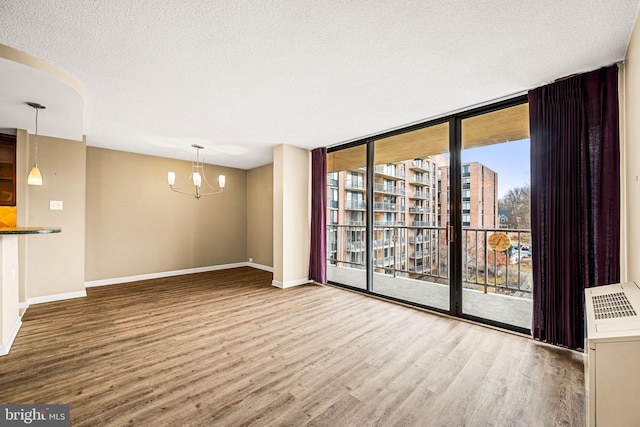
[271,278,312,289]
[248,262,273,273]
[85,262,252,288]
[0,318,22,356]
[27,290,87,306]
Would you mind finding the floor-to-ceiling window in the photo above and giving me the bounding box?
[327,144,367,290]
[371,122,451,311]
[459,102,532,329]
[326,96,530,333]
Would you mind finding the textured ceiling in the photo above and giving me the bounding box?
[0,0,639,169]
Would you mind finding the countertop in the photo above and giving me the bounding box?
[0,227,61,235]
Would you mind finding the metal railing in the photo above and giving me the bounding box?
[410,160,429,171]
[345,200,366,210]
[373,183,405,195]
[374,165,405,178]
[373,202,403,211]
[327,224,532,297]
[345,180,365,190]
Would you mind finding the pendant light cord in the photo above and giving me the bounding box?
[34,106,39,165]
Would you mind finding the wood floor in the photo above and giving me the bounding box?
[0,267,585,426]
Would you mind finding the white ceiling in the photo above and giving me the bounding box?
[0,1,638,169]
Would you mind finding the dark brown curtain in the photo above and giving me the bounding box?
[309,147,327,284]
[529,65,620,349]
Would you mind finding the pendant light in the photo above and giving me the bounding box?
[26,102,46,186]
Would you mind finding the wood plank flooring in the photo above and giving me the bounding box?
[0,267,586,426]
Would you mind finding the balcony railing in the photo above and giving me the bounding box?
[411,176,431,185]
[373,202,403,212]
[345,180,365,190]
[408,235,423,243]
[409,160,429,172]
[409,207,427,213]
[347,241,366,251]
[345,200,366,210]
[373,221,405,226]
[374,165,405,179]
[411,221,431,227]
[373,183,405,195]
[327,224,532,297]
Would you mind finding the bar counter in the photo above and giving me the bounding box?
[0,227,61,355]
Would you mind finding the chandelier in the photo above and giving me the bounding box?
[167,144,225,199]
[27,102,46,186]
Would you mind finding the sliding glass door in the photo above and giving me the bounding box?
[371,122,450,311]
[459,103,532,329]
[327,144,367,289]
[326,97,530,333]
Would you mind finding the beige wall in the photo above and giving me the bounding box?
[273,144,310,287]
[85,147,247,282]
[625,15,640,285]
[247,164,273,268]
[17,132,86,299]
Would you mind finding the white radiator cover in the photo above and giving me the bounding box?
[585,282,640,426]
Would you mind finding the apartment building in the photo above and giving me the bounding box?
[328,157,498,277]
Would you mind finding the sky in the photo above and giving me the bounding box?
[461,138,530,199]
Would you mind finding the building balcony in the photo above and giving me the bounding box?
[409,207,428,213]
[373,221,405,227]
[374,165,405,179]
[326,264,532,330]
[347,241,366,251]
[373,202,403,212]
[328,225,533,329]
[409,160,429,172]
[345,200,366,210]
[411,176,431,186]
[345,181,366,191]
[372,239,391,248]
[373,183,405,195]
[411,221,431,227]
[409,191,427,199]
[408,235,424,243]
[373,256,397,268]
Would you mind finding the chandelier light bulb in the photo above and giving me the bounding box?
[192,172,202,187]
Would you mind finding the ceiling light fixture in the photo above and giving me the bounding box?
[26,102,46,186]
[167,144,225,199]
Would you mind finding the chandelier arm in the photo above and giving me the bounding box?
[169,186,204,196]
[196,188,224,196]
[168,178,193,191]
[200,172,224,192]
